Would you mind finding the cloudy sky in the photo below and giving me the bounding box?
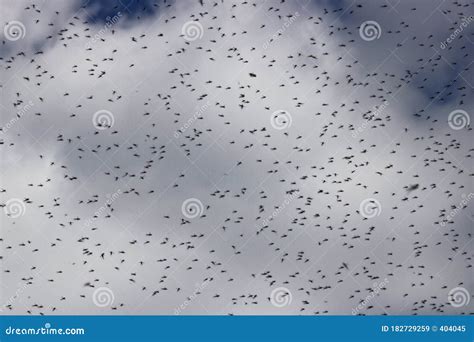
[0,0,472,315]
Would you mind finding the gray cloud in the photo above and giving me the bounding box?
[1,0,472,315]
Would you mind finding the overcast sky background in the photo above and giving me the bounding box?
[1,0,472,315]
